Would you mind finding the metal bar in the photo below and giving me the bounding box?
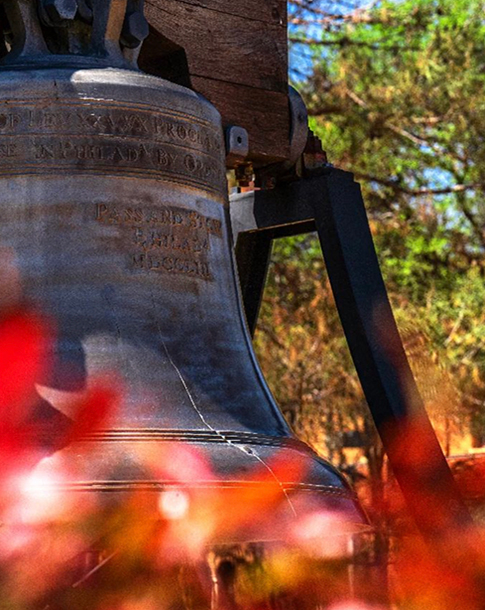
[312,169,473,535]
[230,188,315,237]
[235,231,274,336]
[230,190,315,335]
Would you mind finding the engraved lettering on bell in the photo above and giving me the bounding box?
[95,202,221,281]
[0,0,148,67]
[0,100,225,191]
[0,105,222,154]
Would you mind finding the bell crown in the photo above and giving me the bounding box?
[0,0,148,68]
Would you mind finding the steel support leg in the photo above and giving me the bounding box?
[231,169,473,538]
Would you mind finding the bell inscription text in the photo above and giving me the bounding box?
[0,102,225,194]
[95,203,223,281]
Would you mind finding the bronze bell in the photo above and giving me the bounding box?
[0,0,365,552]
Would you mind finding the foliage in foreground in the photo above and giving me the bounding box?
[2,308,485,610]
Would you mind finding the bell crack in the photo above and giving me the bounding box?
[148,293,297,517]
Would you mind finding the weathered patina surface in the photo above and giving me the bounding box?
[0,0,363,531]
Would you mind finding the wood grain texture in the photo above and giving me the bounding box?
[191,77,290,166]
[152,0,287,25]
[144,0,290,165]
[145,0,288,93]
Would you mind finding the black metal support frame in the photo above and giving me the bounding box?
[231,167,473,537]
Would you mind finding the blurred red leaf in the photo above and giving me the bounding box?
[61,383,120,445]
[0,309,52,427]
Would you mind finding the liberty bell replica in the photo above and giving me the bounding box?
[0,0,366,595]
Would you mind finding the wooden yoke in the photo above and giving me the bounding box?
[143,0,290,167]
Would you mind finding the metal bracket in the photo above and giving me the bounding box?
[230,168,473,538]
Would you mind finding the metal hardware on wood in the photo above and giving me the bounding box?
[225,125,249,168]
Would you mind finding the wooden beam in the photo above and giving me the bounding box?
[145,0,288,93]
[191,77,290,165]
[158,0,287,25]
[144,0,290,165]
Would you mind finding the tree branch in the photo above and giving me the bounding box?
[354,173,481,197]
[289,36,411,52]
[344,88,448,154]
[289,0,377,20]
[454,189,485,248]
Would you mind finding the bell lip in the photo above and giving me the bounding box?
[13,476,368,540]
[14,469,368,530]
[27,428,364,513]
